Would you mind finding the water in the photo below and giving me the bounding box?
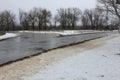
[0,32,117,65]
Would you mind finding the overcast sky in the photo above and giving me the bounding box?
[0,0,97,15]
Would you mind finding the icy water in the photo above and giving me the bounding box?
[0,32,117,65]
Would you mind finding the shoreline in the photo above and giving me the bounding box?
[18,30,117,36]
[0,34,119,80]
[0,33,19,41]
[0,36,103,66]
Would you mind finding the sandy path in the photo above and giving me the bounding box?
[0,34,119,80]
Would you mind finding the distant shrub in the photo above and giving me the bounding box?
[0,31,5,35]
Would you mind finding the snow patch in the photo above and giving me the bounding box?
[0,33,18,40]
[19,30,112,36]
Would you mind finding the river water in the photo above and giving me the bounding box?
[0,32,117,65]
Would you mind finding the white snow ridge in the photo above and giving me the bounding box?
[0,33,18,40]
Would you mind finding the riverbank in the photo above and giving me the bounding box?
[24,34,120,80]
[0,31,5,35]
[0,34,119,80]
[0,33,19,41]
[19,30,117,36]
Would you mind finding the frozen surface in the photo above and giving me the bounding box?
[0,32,112,65]
[19,30,113,36]
[0,33,18,40]
[24,36,120,80]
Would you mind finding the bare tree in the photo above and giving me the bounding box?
[30,8,52,30]
[19,8,52,31]
[41,9,52,30]
[53,15,59,29]
[81,8,108,30]
[98,0,120,31]
[0,10,16,31]
[67,8,81,29]
[36,8,43,30]
[19,10,29,30]
[55,8,81,30]
[27,8,38,30]
[81,11,90,29]
[93,7,107,30]
[55,8,67,29]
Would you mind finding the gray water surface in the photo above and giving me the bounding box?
[0,32,117,65]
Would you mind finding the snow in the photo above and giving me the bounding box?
[19,30,113,36]
[24,35,120,80]
[0,33,18,40]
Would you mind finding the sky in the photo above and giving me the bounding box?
[0,0,97,15]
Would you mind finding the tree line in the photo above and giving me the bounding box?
[0,0,119,31]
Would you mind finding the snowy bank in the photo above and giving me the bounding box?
[19,30,114,36]
[24,35,120,80]
[0,33,18,41]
